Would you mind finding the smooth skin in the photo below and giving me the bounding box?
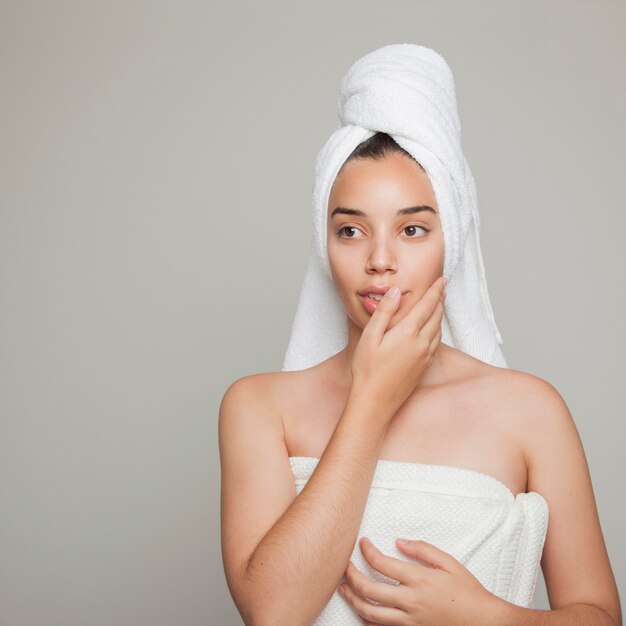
[219,152,621,625]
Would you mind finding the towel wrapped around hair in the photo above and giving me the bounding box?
[282,43,507,371]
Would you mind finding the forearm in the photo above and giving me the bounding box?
[242,393,391,626]
[493,596,619,626]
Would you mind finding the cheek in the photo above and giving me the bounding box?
[414,232,444,275]
[402,237,443,269]
[398,243,444,299]
[329,265,352,303]
[425,246,444,275]
[328,250,348,295]
[328,240,357,287]
[433,229,445,271]
[328,248,365,320]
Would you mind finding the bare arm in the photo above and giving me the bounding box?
[220,278,446,625]
[493,375,622,626]
[220,384,391,626]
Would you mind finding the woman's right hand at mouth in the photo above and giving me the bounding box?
[349,275,447,421]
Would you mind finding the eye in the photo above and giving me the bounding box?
[403,224,430,238]
[337,225,364,239]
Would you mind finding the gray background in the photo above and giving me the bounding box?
[1,1,624,624]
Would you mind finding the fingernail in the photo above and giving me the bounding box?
[397,538,409,544]
[387,286,400,298]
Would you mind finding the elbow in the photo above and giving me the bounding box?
[232,557,337,626]
[230,574,310,626]
[243,604,314,626]
[239,589,322,626]
[229,593,268,626]
[240,602,293,626]
[246,609,275,626]
[581,602,622,626]
[224,566,263,626]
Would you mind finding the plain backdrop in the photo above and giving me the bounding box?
[1,1,624,625]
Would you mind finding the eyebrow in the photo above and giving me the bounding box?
[330,205,438,219]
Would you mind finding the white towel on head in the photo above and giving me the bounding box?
[282,43,507,372]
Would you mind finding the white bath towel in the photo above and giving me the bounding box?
[290,456,549,623]
[283,43,507,371]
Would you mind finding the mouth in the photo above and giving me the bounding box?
[357,285,397,298]
[358,290,405,315]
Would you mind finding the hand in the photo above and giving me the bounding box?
[350,276,446,418]
[337,537,506,626]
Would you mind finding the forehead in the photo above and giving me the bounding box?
[328,154,438,217]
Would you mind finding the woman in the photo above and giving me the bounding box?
[219,45,621,626]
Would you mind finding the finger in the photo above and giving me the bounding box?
[361,286,401,341]
[422,322,442,366]
[395,539,462,573]
[418,299,445,348]
[344,561,403,609]
[395,275,446,335]
[428,325,442,358]
[358,537,421,586]
[338,581,405,625]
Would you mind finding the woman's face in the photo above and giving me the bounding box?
[327,151,444,331]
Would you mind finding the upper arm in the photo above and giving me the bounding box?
[522,377,621,624]
[218,374,298,619]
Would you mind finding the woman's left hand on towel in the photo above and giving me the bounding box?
[337,536,510,626]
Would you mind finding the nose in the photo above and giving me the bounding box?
[366,236,398,274]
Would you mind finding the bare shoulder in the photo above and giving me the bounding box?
[464,354,571,424]
[218,367,316,455]
[491,365,568,409]
[445,346,569,419]
[448,348,577,468]
[479,364,585,489]
[219,369,302,419]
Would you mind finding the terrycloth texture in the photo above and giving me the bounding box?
[290,456,549,623]
[283,43,507,371]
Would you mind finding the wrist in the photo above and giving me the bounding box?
[485,594,518,626]
[345,386,396,427]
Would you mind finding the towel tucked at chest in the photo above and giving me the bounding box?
[290,457,549,624]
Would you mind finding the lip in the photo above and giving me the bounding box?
[357,284,397,296]
[358,286,406,316]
